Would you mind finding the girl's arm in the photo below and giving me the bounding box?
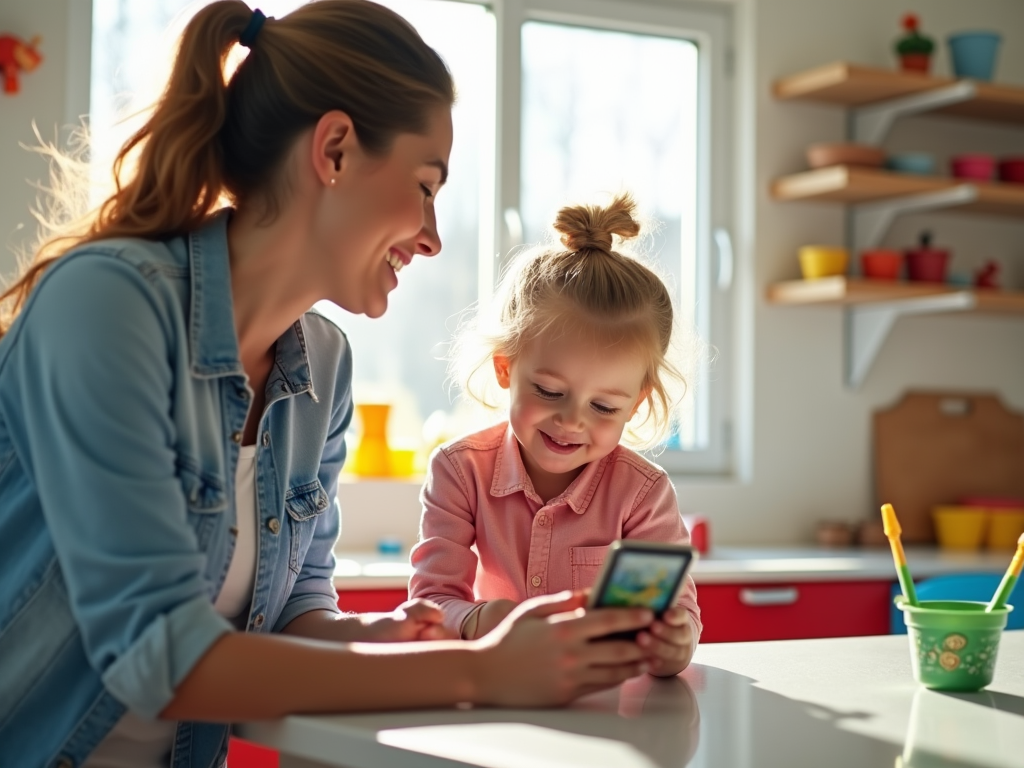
[409,447,489,635]
[162,591,655,720]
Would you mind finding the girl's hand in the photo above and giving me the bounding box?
[636,608,695,677]
[472,591,653,707]
[348,599,457,642]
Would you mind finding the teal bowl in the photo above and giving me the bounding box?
[886,153,936,176]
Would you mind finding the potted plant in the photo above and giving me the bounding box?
[895,14,934,74]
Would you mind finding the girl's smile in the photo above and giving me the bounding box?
[494,330,648,500]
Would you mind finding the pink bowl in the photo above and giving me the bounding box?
[951,154,995,181]
[998,158,1024,184]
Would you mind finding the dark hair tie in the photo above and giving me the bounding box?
[239,9,268,48]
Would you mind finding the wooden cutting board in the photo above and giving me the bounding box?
[873,391,1024,543]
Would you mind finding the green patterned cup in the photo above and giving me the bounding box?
[896,599,1011,692]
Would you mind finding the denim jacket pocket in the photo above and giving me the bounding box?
[177,462,227,552]
[284,479,330,574]
[570,545,610,591]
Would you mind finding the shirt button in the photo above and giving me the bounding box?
[267,517,280,534]
[537,515,547,526]
[253,613,265,629]
[231,431,243,444]
[531,575,542,587]
[262,432,271,447]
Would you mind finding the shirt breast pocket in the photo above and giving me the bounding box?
[570,545,610,591]
[284,479,330,574]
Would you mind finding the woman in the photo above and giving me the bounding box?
[0,3,653,767]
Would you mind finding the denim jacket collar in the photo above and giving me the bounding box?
[187,210,315,399]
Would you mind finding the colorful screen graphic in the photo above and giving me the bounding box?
[597,551,691,613]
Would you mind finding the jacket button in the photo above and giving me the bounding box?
[531,575,542,587]
[231,431,243,444]
[253,613,265,629]
[267,517,280,534]
[262,432,270,447]
[56,757,74,768]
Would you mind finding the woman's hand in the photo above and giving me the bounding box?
[347,599,457,642]
[636,607,695,677]
[471,591,653,707]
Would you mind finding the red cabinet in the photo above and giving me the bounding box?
[337,589,408,613]
[696,580,893,642]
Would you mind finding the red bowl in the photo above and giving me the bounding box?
[998,158,1024,184]
[951,154,995,181]
[861,249,903,280]
[905,248,949,283]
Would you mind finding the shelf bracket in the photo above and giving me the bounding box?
[850,81,978,145]
[850,185,979,256]
[844,292,976,388]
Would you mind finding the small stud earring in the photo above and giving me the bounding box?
[329,178,336,186]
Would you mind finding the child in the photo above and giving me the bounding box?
[410,194,701,676]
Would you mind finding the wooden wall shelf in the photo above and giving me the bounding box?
[768,277,1024,314]
[771,166,1024,217]
[773,61,1024,125]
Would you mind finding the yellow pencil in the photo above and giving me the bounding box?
[881,503,918,606]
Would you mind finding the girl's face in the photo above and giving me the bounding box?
[494,331,648,495]
[313,107,453,318]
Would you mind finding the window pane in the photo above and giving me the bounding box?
[520,21,701,450]
[92,0,497,452]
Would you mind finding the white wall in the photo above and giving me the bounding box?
[0,0,87,281]
[2,0,1022,549]
[679,0,1024,546]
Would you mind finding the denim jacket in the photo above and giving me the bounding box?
[0,211,352,768]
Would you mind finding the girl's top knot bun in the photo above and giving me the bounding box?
[553,193,641,254]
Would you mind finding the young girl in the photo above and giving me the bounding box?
[410,194,702,676]
[0,4,653,766]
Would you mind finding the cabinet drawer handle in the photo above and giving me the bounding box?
[739,587,799,606]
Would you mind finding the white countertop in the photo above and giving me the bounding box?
[333,546,1015,590]
[239,630,1024,768]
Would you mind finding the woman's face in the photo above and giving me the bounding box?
[314,107,453,318]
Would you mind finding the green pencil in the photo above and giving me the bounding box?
[881,503,918,606]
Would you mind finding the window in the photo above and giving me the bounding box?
[90,0,734,475]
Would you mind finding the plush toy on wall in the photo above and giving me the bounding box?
[0,34,43,95]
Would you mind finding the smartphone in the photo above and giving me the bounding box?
[587,540,697,640]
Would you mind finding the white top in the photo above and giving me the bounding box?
[85,444,259,768]
[237,631,1024,768]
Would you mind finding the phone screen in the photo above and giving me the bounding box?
[593,549,694,614]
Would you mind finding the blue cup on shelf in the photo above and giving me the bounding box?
[947,32,1001,81]
[886,153,936,176]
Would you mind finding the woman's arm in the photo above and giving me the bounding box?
[162,591,655,720]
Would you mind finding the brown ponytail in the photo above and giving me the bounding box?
[0,0,454,338]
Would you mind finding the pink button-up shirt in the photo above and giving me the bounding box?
[409,422,701,638]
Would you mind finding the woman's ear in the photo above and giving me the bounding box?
[311,110,358,186]
[492,355,512,389]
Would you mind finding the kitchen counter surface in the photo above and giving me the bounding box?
[333,546,1015,590]
[238,630,1024,767]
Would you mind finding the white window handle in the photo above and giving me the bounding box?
[714,226,734,291]
[739,587,799,606]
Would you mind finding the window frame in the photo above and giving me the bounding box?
[490,0,735,475]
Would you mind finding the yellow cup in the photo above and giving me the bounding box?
[932,506,988,550]
[986,510,1024,549]
[388,448,417,478]
[798,245,849,279]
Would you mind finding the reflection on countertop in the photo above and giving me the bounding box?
[333,545,1015,590]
